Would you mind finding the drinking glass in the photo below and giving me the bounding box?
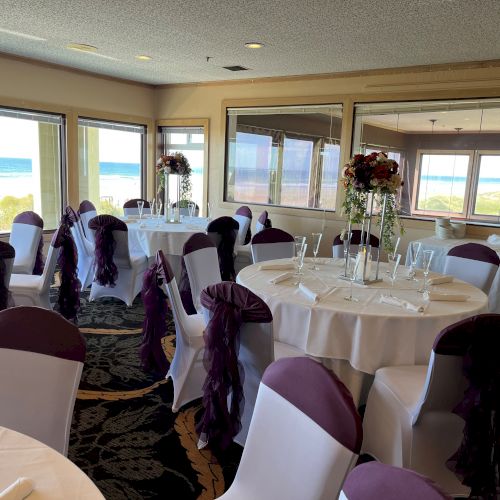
[150,198,156,218]
[137,200,144,220]
[310,232,322,270]
[207,202,212,221]
[342,230,353,275]
[406,241,422,281]
[294,235,306,253]
[188,201,196,217]
[386,236,401,274]
[156,200,163,226]
[344,253,360,302]
[294,243,307,285]
[388,253,402,296]
[420,250,434,294]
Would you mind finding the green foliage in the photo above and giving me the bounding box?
[420,191,500,216]
[99,199,123,216]
[0,194,34,231]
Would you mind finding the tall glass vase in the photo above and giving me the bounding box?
[164,172,181,223]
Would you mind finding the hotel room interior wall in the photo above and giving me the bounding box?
[155,64,500,257]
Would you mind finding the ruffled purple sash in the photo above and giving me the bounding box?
[196,282,272,450]
[0,242,15,311]
[178,261,197,315]
[88,215,126,287]
[207,217,239,281]
[140,261,169,376]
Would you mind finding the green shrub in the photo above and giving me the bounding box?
[0,194,34,232]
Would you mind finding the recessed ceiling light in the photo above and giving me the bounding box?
[135,55,152,61]
[67,43,98,53]
[0,28,46,41]
[244,42,264,49]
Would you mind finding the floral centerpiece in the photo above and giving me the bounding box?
[342,152,403,252]
[156,152,192,205]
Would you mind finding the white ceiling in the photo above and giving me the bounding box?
[0,0,499,85]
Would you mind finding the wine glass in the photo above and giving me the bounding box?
[310,232,322,270]
[406,241,422,281]
[420,250,434,294]
[388,253,402,296]
[386,236,401,274]
[156,200,163,226]
[341,230,353,275]
[149,198,156,219]
[294,235,306,252]
[188,201,196,217]
[344,253,360,302]
[137,200,144,220]
[294,243,307,285]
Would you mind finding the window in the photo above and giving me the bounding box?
[78,118,146,216]
[0,107,65,232]
[225,104,342,210]
[353,99,500,222]
[159,126,206,212]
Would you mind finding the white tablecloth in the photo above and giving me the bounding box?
[237,258,488,403]
[405,236,500,313]
[0,426,104,499]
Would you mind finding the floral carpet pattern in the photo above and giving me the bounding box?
[68,292,242,500]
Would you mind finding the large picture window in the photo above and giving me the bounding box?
[353,99,500,222]
[78,118,146,216]
[0,107,65,232]
[225,104,342,210]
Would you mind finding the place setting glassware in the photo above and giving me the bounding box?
[149,198,156,219]
[188,201,196,217]
[293,243,308,285]
[341,229,353,274]
[293,235,306,268]
[406,241,422,281]
[386,236,401,274]
[387,253,402,297]
[344,252,360,302]
[310,232,322,270]
[418,249,434,294]
[156,200,163,226]
[137,200,144,220]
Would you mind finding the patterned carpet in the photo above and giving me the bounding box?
[68,292,242,500]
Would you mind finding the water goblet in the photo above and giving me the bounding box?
[406,241,422,281]
[344,253,360,302]
[310,232,322,270]
[388,253,402,296]
[420,250,434,294]
[137,200,144,220]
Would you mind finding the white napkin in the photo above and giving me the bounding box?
[427,275,454,285]
[424,292,469,302]
[487,234,500,245]
[380,294,425,313]
[269,271,294,284]
[0,478,34,499]
[259,262,295,271]
[298,283,320,302]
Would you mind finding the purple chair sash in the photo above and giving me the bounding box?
[197,282,272,451]
[442,314,500,498]
[333,230,380,247]
[88,215,127,287]
[235,206,252,245]
[53,208,81,322]
[258,210,272,229]
[447,242,500,266]
[13,211,45,275]
[0,242,15,311]
[123,198,150,209]
[251,227,294,244]
[139,253,170,376]
[207,216,239,281]
[78,200,96,214]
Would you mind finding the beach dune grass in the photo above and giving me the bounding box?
[0,194,34,232]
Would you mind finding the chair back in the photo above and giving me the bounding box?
[207,216,239,280]
[227,357,362,500]
[123,198,151,216]
[78,200,97,242]
[182,233,221,313]
[256,210,272,233]
[340,462,451,500]
[0,242,15,311]
[332,230,380,258]
[443,243,500,294]
[172,201,200,217]
[251,228,295,263]
[233,206,252,246]
[0,306,86,455]
[9,211,44,275]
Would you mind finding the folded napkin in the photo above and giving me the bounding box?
[424,292,469,302]
[0,477,34,500]
[259,262,295,271]
[298,283,333,303]
[269,271,294,284]
[380,294,425,313]
[427,275,454,285]
[487,234,500,245]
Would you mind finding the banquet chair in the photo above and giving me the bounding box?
[206,216,239,280]
[251,227,295,263]
[78,200,97,243]
[9,227,63,309]
[0,241,15,310]
[155,251,206,411]
[332,230,380,258]
[181,233,221,314]
[88,215,148,306]
[9,211,44,275]
[361,314,500,497]
[123,198,151,216]
[0,306,86,456]
[172,201,200,217]
[443,242,500,295]
[198,282,274,449]
[255,210,272,233]
[340,462,451,500]
[233,205,253,246]
[217,357,362,500]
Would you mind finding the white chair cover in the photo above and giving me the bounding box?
[9,211,43,275]
[251,228,295,263]
[0,306,85,456]
[233,206,252,246]
[78,200,97,244]
[218,357,362,500]
[332,230,380,258]
[255,210,271,233]
[123,198,152,216]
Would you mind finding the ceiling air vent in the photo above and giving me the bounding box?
[223,65,249,71]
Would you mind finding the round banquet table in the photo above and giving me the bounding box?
[237,257,489,404]
[0,426,104,499]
